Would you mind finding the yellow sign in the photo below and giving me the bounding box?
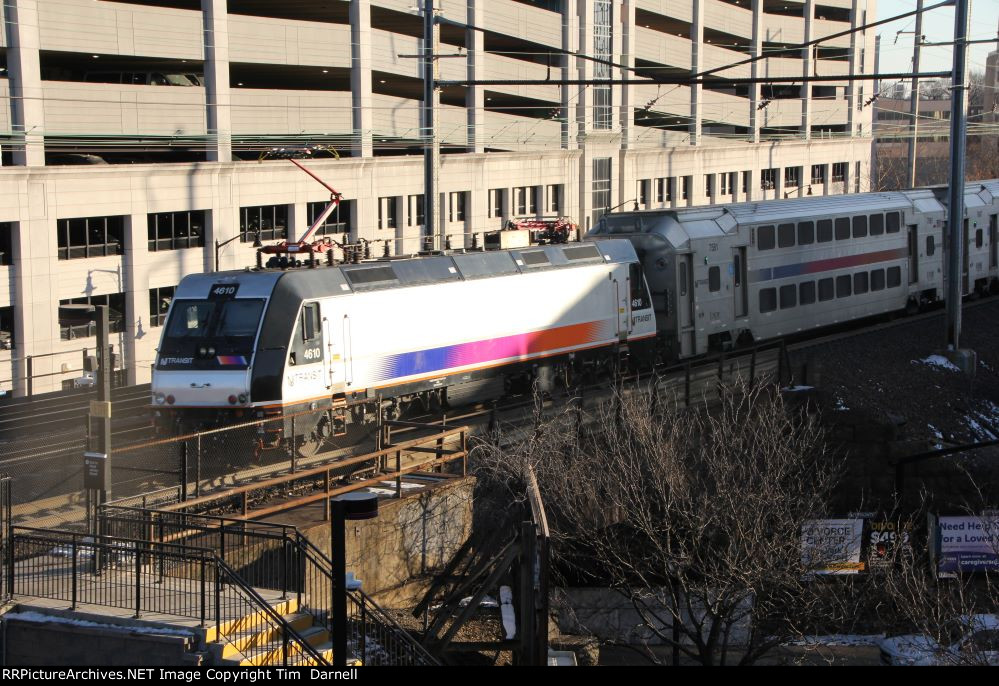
[90,400,112,419]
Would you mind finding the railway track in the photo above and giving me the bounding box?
[11,294,998,521]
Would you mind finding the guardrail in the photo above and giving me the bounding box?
[96,506,439,665]
[8,525,327,666]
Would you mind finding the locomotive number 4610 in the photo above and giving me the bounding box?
[209,283,240,300]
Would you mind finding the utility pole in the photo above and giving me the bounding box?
[423,0,441,252]
[944,0,975,374]
[907,0,924,188]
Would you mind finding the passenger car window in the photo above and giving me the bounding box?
[797,222,814,245]
[871,269,885,291]
[758,225,775,251]
[852,215,868,238]
[817,219,833,243]
[836,274,852,298]
[818,278,834,301]
[854,272,869,294]
[870,214,884,236]
[759,288,777,313]
[779,284,796,309]
[835,217,850,241]
[708,266,720,292]
[887,266,902,287]
[778,223,795,248]
[799,281,816,305]
[886,212,901,233]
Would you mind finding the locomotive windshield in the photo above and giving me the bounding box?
[157,298,265,369]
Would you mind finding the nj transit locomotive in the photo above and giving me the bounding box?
[152,239,656,446]
[152,180,999,448]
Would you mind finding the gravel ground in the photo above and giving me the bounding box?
[791,301,999,445]
[789,300,999,508]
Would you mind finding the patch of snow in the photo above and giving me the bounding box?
[965,415,997,441]
[981,359,994,373]
[914,355,961,372]
[458,595,498,609]
[784,634,884,647]
[4,611,196,637]
[784,385,814,392]
[927,423,944,450]
[834,397,849,411]
[499,585,516,640]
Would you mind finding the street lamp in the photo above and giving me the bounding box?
[215,229,261,272]
[330,492,378,666]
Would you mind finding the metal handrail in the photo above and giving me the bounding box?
[296,534,439,666]
[215,557,328,666]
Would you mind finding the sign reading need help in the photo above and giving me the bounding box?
[938,515,999,575]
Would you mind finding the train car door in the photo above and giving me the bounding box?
[733,247,747,318]
[908,225,919,285]
[678,254,695,356]
[613,269,631,342]
[342,314,354,388]
[963,218,970,294]
[990,214,998,272]
[321,317,332,390]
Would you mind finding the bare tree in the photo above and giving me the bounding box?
[474,380,847,665]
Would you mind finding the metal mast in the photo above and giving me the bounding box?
[907,0,924,188]
[945,0,969,354]
[423,1,441,252]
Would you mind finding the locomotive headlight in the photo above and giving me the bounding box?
[238,393,248,404]
[208,346,216,356]
[228,395,238,405]
[166,394,175,405]
[154,392,166,405]
[198,346,207,357]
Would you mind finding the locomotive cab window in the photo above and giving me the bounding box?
[708,266,721,292]
[926,235,935,256]
[290,302,324,366]
[629,263,652,309]
[301,303,320,342]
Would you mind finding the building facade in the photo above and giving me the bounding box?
[0,0,875,395]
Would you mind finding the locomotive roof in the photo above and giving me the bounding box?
[177,239,638,299]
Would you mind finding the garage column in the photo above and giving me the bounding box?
[350,0,374,158]
[202,0,233,163]
[5,0,46,166]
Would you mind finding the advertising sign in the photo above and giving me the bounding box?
[801,519,864,574]
[865,520,914,572]
[937,515,999,576]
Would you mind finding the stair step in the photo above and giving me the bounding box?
[220,612,319,658]
[237,626,332,666]
[205,597,300,643]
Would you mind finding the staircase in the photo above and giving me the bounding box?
[208,597,354,666]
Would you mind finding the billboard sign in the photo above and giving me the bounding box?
[801,519,864,574]
[937,515,999,576]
